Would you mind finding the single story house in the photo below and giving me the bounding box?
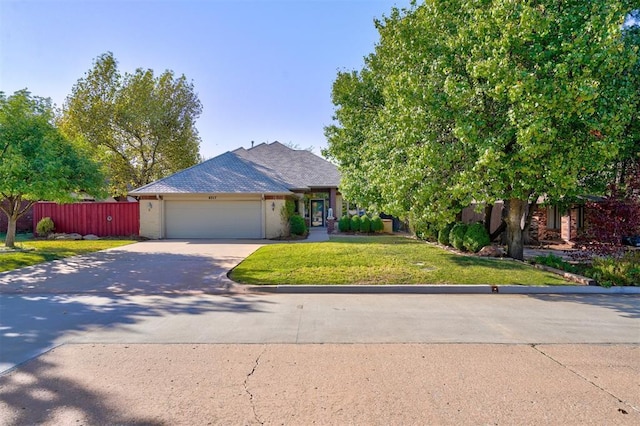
[129,142,342,239]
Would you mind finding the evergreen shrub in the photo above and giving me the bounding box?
[350,215,362,232]
[360,215,371,233]
[438,223,455,246]
[338,215,351,232]
[371,216,384,233]
[290,215,307,236]
[463,223,491,253]
[36,217,55,236]
[449,223,468,251]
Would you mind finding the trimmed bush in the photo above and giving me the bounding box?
[587,251,640,287]
[360,215,371,233]
[36,217,55,236]
[350,215,362,232]
[338,215,351,232]
[290,215,307,236]
[438,223,455,246]
[449,223,468,251]
[371,216,384,233]
[463,223,491,253]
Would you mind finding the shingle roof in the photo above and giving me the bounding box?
[234,142,341,190]
[129,142,340,195]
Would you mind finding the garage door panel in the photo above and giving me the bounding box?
[165,201,262,238]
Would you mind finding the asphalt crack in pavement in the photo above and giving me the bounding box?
[244,346,266,425]
[531,344,638,415]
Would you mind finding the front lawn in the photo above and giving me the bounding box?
[0,234,135,272]
[230,236,568,285]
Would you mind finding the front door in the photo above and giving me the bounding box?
[310,199,325,227]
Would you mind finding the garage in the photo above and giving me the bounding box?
[164,200,262,239]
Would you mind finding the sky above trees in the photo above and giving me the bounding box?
[0,0,411,159]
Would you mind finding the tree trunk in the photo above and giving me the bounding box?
[4,214,17,248]
[522,201,538,245]
[484,204,493,234]
[505,198,526,260]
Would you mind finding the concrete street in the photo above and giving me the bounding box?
[0,240,639,424]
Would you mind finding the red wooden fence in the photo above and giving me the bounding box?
[33,202,139,237]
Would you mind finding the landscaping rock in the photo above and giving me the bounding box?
[52,233,83,240]
[83,234,100,240]
[478,245,505,257]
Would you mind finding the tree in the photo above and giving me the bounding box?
[0,90,105,248]
[60,52,202,196]
[326,1,639,260]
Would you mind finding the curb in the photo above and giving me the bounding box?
[246,284,640,295]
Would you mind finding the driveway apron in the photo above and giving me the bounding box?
[0,240,265,295]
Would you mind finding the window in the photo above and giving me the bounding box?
[547,205,562,230]
[577,206,585,229]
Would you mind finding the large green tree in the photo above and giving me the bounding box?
[0,90,105,248]
[61,52,202,196]
[326,0,639,260]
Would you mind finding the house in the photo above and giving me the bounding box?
[129,142,342,239]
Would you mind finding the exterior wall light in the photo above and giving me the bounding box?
[271,201,276,211]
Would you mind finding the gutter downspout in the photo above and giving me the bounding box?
[261,193,266,239]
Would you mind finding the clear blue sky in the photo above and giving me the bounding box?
[0,0,412,159]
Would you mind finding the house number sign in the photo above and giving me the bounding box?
[208,196,217,200]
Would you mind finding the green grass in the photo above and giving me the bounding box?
[230,236,568,286]
[0,234,135,272]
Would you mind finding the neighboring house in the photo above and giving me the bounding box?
[462,199,594,244]
[129,142,342,239]
[531,197,604,243]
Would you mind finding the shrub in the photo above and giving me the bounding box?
[449,223,468,251]
[290,215,307,236]
[350,215,362,232]
[533,254,578,274]
[586,251,640,287]
[36,217,55,236]
[463,223,491,253]
[438,223,455,246]
[338,215,351,232]
[360,215,371,233]
[371,216,384,233]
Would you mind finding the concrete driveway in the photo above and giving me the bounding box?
[0,240,265,295]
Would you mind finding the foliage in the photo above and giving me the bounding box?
[36,217,55,236]
[371,216,384,233]
[449,223,468,251]
[576,167,640,257]
[350,215,362,232]
[0,90,105,248]
[463,223,491,253]
[438,223,455,246]
[533,254,579,274]
[280,199,297,236]
[230,236,567,285]
[324,1,640,261]
[290,215,307,236]
[60,52,202,196]
[338,215,351,232]
[586,251,640,287]
[281,199,296,220]
[360,215,371,233]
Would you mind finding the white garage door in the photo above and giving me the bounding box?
[165,200,262,238]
